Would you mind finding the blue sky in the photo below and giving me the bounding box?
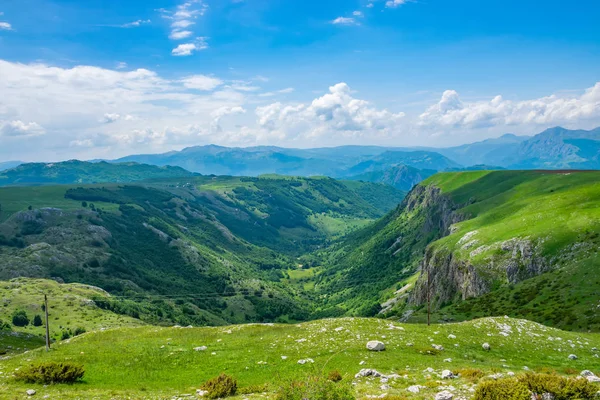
[0,0,599,161]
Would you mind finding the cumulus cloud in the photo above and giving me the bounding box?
[169,30,193,39]
[353,11,364,17]
[419,83,600,128]
[0,21,12,30]
[386,0,408,8]
[161,0,208,47]
[181,75,223,90]
[331,17,358,26]
[255,82,405,140]
[172,38,208,56]
[0,120,45,137]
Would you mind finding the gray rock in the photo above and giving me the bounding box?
[441,369,454,379]
[435,390,454,400]
[581,370,595,377]
[26,390,36,396]
[407,385,423,394]
[193,346,207,351]
[366,341,385,351]
[482,343,491,351]
[568,354,578,360]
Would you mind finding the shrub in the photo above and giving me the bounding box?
[33,314,43,327]
[201,373,237,399]
[473,378,530,400]
[0,319,11,331]
[73,327,86,336]
[61,330,71,340]
[238,383,269,395]
[455,368,485,382]
[12,310,29,327]
[328,370,343,382]
[275,376,355,400]
[518,373,597,400]
[14,362,85,384]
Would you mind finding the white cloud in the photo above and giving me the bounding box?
[259,88,295,97]
[331,17,358,26]
[366,3,374,8]
[181,75,223,90]
[169,30,193,39]
[161,0,208,45]
[0,120,45,137]
[229,81,261,92]
[0,21,12,30]
[385,0,407,8]
[120,19,151,28]
[102,113,121,123]
[172,38,208,56]
[255,82,405,141]
[115,62,128,70]
[419,83,600,128]
[353,11,364,17]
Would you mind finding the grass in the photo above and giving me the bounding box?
[0,278,144,340]
[0,185,121,222]
[1,317,600,399]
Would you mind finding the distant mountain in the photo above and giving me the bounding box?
[115,146,457,177]
[0,160,196,186]
[504,126,600,169]
[427,134,530,166]
[347,164,437,191]
[0,161,23,172]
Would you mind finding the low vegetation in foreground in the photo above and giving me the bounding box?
[2,317,600,399]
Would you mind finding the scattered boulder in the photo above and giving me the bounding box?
[407,385,424,394]
[366,341,385,351]
[194,346,207,351]
[441,370,455,379]
[568,354,578,360]
[482,343,491,351]
[26,390,36,396]
[581,370,600,382]
[355,369,386,378]
[435,390,454,400]
[432,344,444,351]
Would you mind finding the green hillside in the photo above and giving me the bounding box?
[0,278,144,354]
[0,160,196,186]
[2,317,600,399]
[314,170,600,330]
[0,175,404,327]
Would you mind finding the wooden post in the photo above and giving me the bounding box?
[427,268,431,327]
[44,294,50,351]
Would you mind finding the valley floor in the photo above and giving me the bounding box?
[2,317,600,399]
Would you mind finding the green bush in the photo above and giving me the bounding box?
[0,319,11,331]
[14,362,85,384]
[200,373,237,399]
[12,310,29,327]
[474,378,530,400]
[275,376,355,400]
[73,327,86,336]
[518,373,598,400]
[33,314,43,327]
[328,370,343,382]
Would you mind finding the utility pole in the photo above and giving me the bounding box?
[427,268,431,327]
[44,294,50,351]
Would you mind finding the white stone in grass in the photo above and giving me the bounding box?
[568,354,578,360]
[407,385,423,393]
[448,334,456,339]
[444,358,452,362]
[482,343,491,351]
[366,341,385,351]
[435,390,454,400]
[26,390,36,396]
[196,389,208,397]
[281,356,288,360]
[441,370,454,379]
[194,346,207,351]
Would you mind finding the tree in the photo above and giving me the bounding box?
[81,201,88,208]
[12,310,30,327]
[28,205,33,211]
[33,314,43,327]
